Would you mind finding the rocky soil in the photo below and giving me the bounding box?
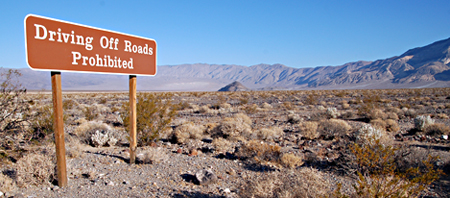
[1,88,450,197]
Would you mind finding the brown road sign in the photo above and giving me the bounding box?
[24,14,157,76]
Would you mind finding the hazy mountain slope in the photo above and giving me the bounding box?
[10,37,450,91]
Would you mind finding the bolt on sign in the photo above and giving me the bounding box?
[25,14,157,75]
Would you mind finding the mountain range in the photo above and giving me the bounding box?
[9,37,450,91]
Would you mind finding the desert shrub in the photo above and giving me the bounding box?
[239,168,330,198]
[305,94,318,105]
[385,119,400,133]
[139,147,166,164]
[261,102,272,109]
[198,105,211,114]
[367,108,387,120]
[30,104,55,136]
[244,103,259,114]
[172,122,204,144]
[355,124,390,146]
[254,127,283,141]
[386,112,400,120]
[15,153,56,187]
[82,106,98,121]
[318,119,351,140]
[435,113,449,119]
[424,123,450,136]
[280,153,304,169]
[0,172,15,192]
[370,118,387,129]
[216,113,252,141]
[238,140,281,164]
[334,141,443,198]
[287,112,301,124]
[414,115,434,131]
[0,69,29,132]
[62,99,77,110]
[122,93,177,146]
[342,103,350,109]
[239,97,249,105]
[299,121,319,139]
[404,108,417,118]
[74,121,118,147]
[282,101,294,110]
[212,137,232,153]
[326,107,340,119]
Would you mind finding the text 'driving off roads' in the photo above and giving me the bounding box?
[25,14,157,75]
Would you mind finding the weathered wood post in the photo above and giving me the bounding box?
[51,71,67,187]
[129,75,137,164]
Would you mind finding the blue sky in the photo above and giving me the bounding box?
[2,0,450,69]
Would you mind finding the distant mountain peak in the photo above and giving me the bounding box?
[218,81,249,92]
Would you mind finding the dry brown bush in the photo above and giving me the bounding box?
[367,108,387,120]
[238,140,281,164]
[212,137,232,153]
[261,102,273,109]
[280,153,304,168]
[370,118,387,129]
[435,113,449,119]
[424,123,450,136]
[386,112,399,120]
[254,127,283,141]
[216,113,252,141]
[318,119,351,140]
[385,119,400,133]
[139,147,166,164]
[0,173,15,192]
[239,168,330,198]
[299,121,319,140]
[15,153,55,187]
[74,121,118,146]
[172,122,204,144]
[287,112,302,124]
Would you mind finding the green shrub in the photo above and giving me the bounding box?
[121,93,177,146]
[333,138,443,198]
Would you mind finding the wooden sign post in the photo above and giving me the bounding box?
[129,75,137,164]
[25,14,157,186]
[51,71,67,187]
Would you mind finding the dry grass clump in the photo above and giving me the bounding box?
[385,119,400,133]
[239,168,330,198]
[299,121,319,140]
[216,113,252,141]
[238,140,281,164]
[172,122,204,144]
[318,119,351,140]
[15,153,55,187]
[0,173,15,192]
[280,153,304,168]
[254,127,283,141]
[212,137,232,153]
[367,108,387,120]
[139,147,166,164]
[261,102,273,109]
[435,113,449,119]
[424,123,450,136]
